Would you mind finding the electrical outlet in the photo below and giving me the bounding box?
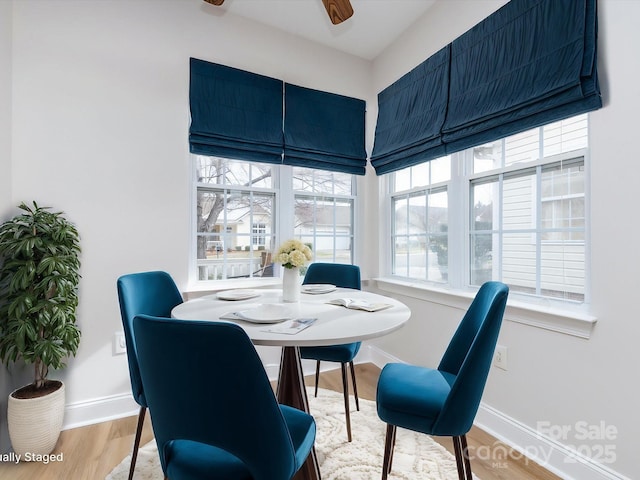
[113,331,127,355]
[494,345,507,370]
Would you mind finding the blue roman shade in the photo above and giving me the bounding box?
[442,0,601,152]
[189,58,284,164]
[284,84,367,175]
[370,47,450,175]
[371,0,601,175]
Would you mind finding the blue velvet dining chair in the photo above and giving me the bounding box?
[116,271,184,480]
[376,281,509,480]
[299,262,361,442]
[133,314,317,480]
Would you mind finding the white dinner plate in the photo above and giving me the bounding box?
[216,289,260,301]
[301,284,337,294]
[236,304,292,323]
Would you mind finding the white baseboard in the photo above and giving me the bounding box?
[361,344,630,480]
[61,344,630,480]
[475,403,630,480]
[63,359,330,430]
[63,392,139,431]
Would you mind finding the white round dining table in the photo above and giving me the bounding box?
[171,287,410,480]
[172,288,410,347]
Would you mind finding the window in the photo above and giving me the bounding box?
[388,114,589,304]
[252,223,267,246]
[390,158,450,281]
[195,157,276,281]
[293,168,355,265]
[194,158,356,282]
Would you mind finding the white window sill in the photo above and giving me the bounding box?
[370,278,597,339]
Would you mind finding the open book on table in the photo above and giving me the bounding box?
[326,298,393,312]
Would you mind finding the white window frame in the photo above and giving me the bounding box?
[189,156,357,289]
[377,116,596,338]
[468,152,588,302]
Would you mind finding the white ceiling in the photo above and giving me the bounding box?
[203,0,438,60]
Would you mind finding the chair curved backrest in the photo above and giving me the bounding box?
[432,281,509,435]
[303,263,361,290]
[116,271,183,406]
[133,315,304,479]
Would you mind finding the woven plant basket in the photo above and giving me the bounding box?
[7,381,65,457]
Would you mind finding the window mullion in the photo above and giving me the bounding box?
[535,165,542,296]
[449,150,467,289]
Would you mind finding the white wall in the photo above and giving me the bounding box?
[0,0,12,214]
[8,0,370,427]
[0,0,13,455]
[6,0,639,478]
[367,1,638,479]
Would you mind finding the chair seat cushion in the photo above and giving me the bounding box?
[280,405,317,470]
[299,342,361,363]
[376,363,456,435]
[163,407,315,480]
[164,439,252,480]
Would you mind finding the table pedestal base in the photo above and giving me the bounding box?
[276,346,321,480]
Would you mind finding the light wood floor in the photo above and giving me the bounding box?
[0,363,562,480]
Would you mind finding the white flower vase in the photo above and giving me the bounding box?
[282,267,301,303]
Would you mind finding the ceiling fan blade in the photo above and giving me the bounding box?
[203,0,225,5]
[322,0,354,25]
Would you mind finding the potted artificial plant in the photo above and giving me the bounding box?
[0,201,81,457]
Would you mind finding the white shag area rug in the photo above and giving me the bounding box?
[106,388,477,480]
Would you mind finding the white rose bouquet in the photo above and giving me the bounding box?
[274,239,312,269]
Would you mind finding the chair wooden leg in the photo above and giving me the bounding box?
[340,362,352,442]
[460,434,473,479]
[314,360,321,397]
[452,435,473,480]
[128,406,146,480]
[388,423,397,474]
[348,361,359,411]
[381,424,396,480]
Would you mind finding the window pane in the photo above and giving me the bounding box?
[502,232,537,294]
[408,194,426,234]
[428,190,448,282]
[474,141,502,173]
[540,241,585,301]
[411,163,429,189]
[293,167,352,195]
[392,187,448,283]
[392,157,450,192]
[332,172,353,195]
[541,160,585,241]
[429,190,448,233]
[543,114,588,156]
[430,156,451,183]
[503,171,535,231]
[407,235,427,279]
[250,163,273,188]
[470,233,494,285]
[393,196,408,235]
[196,157,274,188]
[471,181,496,231]
[294,194,353,264]
[393,168,411,193]
[292,168,314,192]
[504,128,540,165]
[196,156,224,184]
[196,187,275,281]
[393,238,409,277]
